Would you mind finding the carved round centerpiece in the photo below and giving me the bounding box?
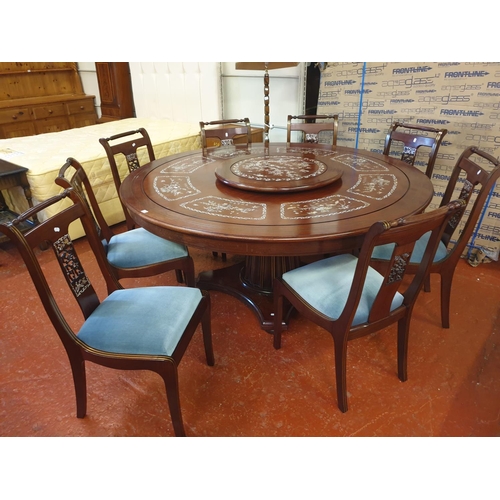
[232,155,326,180]
[215,153,343,192]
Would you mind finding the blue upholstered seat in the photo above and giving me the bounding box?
[56,158,195,290]
[371,231,449,264]
[104,228,189,269]
[78,286,203,356]
[282,253,404,326]
[274,202,465,413]
[1,185,213,436]
[373,147,500,329]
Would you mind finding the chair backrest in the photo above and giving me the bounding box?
[99,128,155,229]
[383,121,447,178]
[437,146,500,261]
[55,157,114,244]
[286,114,339,147]
[199,118,252,150]
[0,189,119,333]
[343,200,465,329]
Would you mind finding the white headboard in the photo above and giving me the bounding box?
[129,62,222,123]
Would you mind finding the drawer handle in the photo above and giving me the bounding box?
[80,106,84,110]
[12,115,17,120]
[48,110,53,114]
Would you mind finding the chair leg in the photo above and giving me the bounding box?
[424,274,431,293]
[397,316,410,382]
[183,258,196,288]
[201,299,215,366]
[162,361,186,437]
[333,337,348,413]
[175,270,184,284]
[440,269,454,329]
[273,291,284,349]
[68,352,87,418]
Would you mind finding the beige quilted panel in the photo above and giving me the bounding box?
[0,118,201,239]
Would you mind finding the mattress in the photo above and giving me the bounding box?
[0,118,201,239]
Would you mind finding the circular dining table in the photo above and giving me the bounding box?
[120,143,434,331]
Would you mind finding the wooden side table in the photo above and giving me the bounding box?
[0,159,38,243]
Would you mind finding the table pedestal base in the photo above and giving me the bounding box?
[196,256,299,332]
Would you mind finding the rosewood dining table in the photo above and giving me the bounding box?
[119,143,434,331]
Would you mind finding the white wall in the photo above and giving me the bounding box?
[129,62,221,123]
[77,61,305,136]
[221,62,305,142]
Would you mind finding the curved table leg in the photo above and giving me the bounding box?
[196,256,299,332]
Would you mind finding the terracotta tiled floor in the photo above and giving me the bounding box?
[1,229,499,438]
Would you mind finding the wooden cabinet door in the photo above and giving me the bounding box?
[0,121,36,139]
[66,98,97,128]
[32,103,70,134]
[96,62,135,122]
[0,107,34,138]
[34,116,70,134]
[68,113,98,128]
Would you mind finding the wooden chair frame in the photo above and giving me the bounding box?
[56,158,195,290]
[199,118,252,260]
[408,146,500,327]
[99,128,155,230]
[273,200,464,412]
[286,114,339,148]
[383,121,448,178]
[0,188,214,436]
[199,118,252,152]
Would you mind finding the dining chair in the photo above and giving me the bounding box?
[372,145,500,328]
[56,157,195,291]
[273,200,465,413]
[99,127,155,231]
[0,188,214,437]
[199,118,252,151]
[199,118,252,260]
[383,121,448,178]
[286,114,339,148]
